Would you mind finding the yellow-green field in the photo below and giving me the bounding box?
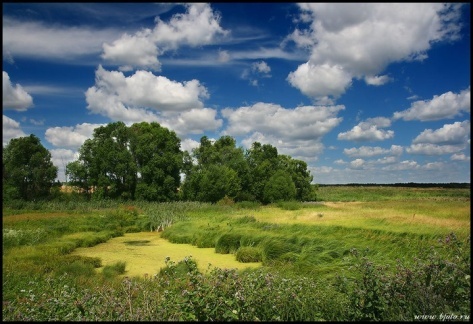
[2,187,470,321]
[66,198,469,278]
[249,200,470,236]
[71,231,261,277]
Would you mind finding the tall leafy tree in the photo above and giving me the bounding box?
[263,169,296,203]
[3,134,58,200]
[76,122,136,199]
[65,160,90,195]
[278,155,316,201]
[129,122,183,202]
[182,135,248,202]
[246,142,280,202]
[67,121,182,201]
[197,164,241,203]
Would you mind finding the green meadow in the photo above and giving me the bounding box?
[2,186,470,321]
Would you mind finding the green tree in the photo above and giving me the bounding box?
[129,122,183,202]
[182,135,248,202]
[246,142,280,202]
[67,121,182,201]
[278,155,316,201]
[3,134,58,201]
[263,169,296,203]
[65,160,90,195]
[197,164,241,203]
[74,122,136,199]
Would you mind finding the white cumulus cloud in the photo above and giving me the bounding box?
[406,143,465,155]
[85,66,221,136]
[338,117,394,142]
[3,115,26,146]
[393,87,470,121]
[286,3,464,102]
[412,120,470,145]
[45,123,104,148]
[85,65,209,122]
[102,3,228,71]
[344,145,403,158]
[450,153,470,161]
[3,71,33,110]
[222,102,344,141]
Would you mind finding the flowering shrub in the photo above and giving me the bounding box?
[335,233,470,321]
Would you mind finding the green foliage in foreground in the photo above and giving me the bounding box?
[2,191,470,321]
[3,235,470,321]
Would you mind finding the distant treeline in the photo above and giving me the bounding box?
[317,183,470,189]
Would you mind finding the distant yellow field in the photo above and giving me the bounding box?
[250,201,470,236]
[71,231,261,278]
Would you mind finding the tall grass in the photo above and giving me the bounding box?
[2,186,470,321]
[316,185,470,202]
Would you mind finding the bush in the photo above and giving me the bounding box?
[261,237,301,264]
[236,246,263,263]
[194,232,218,248]
[235,201,261,209]
[215,233,242,254]
[102,261,127,278]
[56,260,96,277]
[335,233,471,321]
[62,255,102,268]
[217,195,235,206]
[263,170,296,203]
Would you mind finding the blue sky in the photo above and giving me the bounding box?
[3,3,471,184]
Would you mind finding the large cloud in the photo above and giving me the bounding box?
[3,71,33,110]
[3,115,26,146]
[406,120,470,155]
[286,3,465,102]
[393,87,470,121]
[222,102,344,140]
[338,117,394,142]
[102,3,229,71]
[45,123,104,148]
[159,108,223,135]
[222,102,344,161]
[85,66,221,136]
[412,120,470,145]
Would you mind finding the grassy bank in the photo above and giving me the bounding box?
[2,186,470,321]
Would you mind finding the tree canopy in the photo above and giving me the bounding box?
[181,135,316,203]
[7,122,315,203]
[3,134,58,201]
[66,121,182,201]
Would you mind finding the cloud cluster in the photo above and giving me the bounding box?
[344,145,403,158]
[338,117,394,142]
[45,123,104,149]
[222,103,344,140]
[222,102,344,160]
[85,65,221,136]
[286,3,464,103]
[407,120,470,156]
[393,87,470,121]
[3,71,33,110]
[3,115,26,146]
[102,3,229,71]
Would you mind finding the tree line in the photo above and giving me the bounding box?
[3,121,316,203]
